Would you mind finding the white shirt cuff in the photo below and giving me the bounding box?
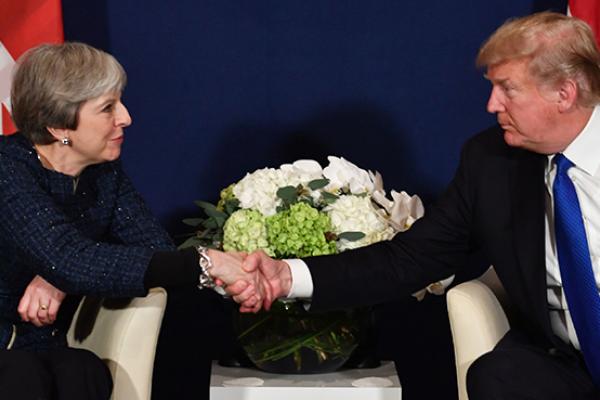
[284,258,314,299]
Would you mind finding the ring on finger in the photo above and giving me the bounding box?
[39,304,49,311]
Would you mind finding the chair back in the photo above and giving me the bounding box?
[67,287,167,400]
[447,268,509,400]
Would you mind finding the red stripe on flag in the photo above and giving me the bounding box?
[0,0,63,135]
[0,0,64,58]
[1,103,16,135]
[569,0,600,45]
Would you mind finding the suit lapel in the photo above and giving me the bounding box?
[509,149,553,336]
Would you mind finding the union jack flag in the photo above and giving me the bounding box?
[0,0,63,135]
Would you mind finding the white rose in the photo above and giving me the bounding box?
[325,195,394,251]
[323,156,375,194]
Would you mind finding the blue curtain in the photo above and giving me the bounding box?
[62,0,566,233]
[60,2,568,400]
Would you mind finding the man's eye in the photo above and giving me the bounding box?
[501,85,515,97]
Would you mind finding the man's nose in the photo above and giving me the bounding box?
[486,86,504,114]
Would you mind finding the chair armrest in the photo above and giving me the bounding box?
[447,280,509,400]
[67,287,168,400]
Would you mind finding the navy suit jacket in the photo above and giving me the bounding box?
[306,125,569,354]
[0,134,174,349]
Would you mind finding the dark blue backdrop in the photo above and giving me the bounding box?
[62,0,565,235]
[60,2,567,399]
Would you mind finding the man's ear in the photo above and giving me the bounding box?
[557,79,578,112]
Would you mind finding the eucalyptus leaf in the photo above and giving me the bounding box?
[224,198,240,215]
[277,186,298,204]
[202,219,218,229]
[194,200,218,211]
[321,192,338,204]
[178,235,202,249]
[337,231,366,241]
[213,215,227,228]
[307,178,329,190]
[205,208,228,221]
[196,230,213,239]
[182,218,204,227]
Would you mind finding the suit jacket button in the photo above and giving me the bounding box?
[51,328,59,337]
[548,347,558,356]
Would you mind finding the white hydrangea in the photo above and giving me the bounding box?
[323,156,375,194]
[279,159,323,187]
[280,159,329,203]
[325,195,394,251]
[233,168,289,216]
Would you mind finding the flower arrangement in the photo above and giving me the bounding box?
[181,156,424,256]
[181,156,425,373]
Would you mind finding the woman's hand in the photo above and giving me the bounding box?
[208,250,272,313]
[17,275,66,327]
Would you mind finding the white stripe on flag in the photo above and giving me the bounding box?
[0,41,16,135]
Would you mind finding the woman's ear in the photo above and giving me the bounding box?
[46,127,70,142]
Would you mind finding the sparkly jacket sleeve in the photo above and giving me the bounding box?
[0,151,153,297]
[106,162,175,250]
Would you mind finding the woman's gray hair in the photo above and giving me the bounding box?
[10,42,127,144]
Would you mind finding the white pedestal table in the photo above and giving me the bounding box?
[209,360,401,400]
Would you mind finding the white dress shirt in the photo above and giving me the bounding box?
[287,106,600,351]
[545,105,600,350]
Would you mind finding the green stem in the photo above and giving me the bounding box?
[237,314,273,340]
[251,320,346,363]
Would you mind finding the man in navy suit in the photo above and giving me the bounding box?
[227,11,600,400]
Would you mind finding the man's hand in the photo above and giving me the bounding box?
[240,250,292,312]
[208,250,271,313]
[17,275,66,327]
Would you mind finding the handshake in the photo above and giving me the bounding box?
[207,249,295,313]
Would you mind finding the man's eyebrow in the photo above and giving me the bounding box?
[483,74,509,85]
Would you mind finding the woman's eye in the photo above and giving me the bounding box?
[102,104,114,112]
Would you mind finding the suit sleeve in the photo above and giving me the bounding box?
[307,138,480,311]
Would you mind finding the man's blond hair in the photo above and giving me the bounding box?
[477,12,600,107]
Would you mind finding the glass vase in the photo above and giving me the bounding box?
[233,299,363,374]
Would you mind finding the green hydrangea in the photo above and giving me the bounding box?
[266,202,337,258]
[223,209,273,255]
[216,183,236,211]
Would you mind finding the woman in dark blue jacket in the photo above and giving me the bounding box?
[0,42,258,400]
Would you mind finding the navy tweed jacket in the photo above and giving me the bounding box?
[0,133,174,350]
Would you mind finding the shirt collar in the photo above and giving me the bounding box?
[560,105,600,176]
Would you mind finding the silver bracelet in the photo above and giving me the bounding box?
[195,245,217,290]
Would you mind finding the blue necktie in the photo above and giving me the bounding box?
[553,153,600,386]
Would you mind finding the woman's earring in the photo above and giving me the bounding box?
[61,137,72,146]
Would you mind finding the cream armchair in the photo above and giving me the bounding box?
[67,287,167,400]
[446,269,509,400]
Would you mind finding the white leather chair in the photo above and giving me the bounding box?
[446,269,509,400]
[67,287,167,400]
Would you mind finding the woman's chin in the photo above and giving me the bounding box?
[103,149,122,162]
